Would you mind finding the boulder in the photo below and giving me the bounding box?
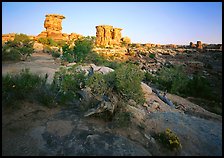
[141,82,152,99]
[33,42,44,52]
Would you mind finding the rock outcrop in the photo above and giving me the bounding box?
[37,14,65,41]
[190,42,196,48]
[2,33,16,42]
[196,41,203,49]
[95,25,123,47]
[121,36,131,45]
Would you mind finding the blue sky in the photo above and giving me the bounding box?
[2,2,222,44]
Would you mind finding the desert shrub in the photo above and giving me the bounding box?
[51,66,87,104]
[149,66,189,96]
[2,69,45,106]
[113,111,132,128]
[149,53,155,58]
[38,37,58,47]
[60,36,94,63]
[48,38,58,47]
[84,52,121,69]
[86,73,109,97]
[73,37,93,62]
[114,63,145,104]
[51,50,61,58]
[56,40,66,48]
[34,82,56,107]
[154,128,182,151]
[2,34,34,61]
[61,44,75,63]
[43,45,52,54]
[145,66,213,99]
[38,38,48,45]
[185,73,212,99]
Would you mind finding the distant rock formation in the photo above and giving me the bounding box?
[190,42,196,48]
[95,25,125,47]
[37,14,65,41]
[36,14,82,42]
[121,37,131,45]
[196,41,203,49]
[2,33,16,42]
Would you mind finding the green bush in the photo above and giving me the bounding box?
[73,37,93,62]
[86,73,109,97]
[2,69,46,106]
[56,40,66,48]
[113,111,132,128]
[34,83,56,107]
[61,44,75,63]
[38,37,58,47]
[150,66,189,96]
[154,128,182,151]
[145,66,213,99]
[52,66,87,104]
[60,36,94,63]
[51,51,61,58]
[114,63,145,104]
[2,34,34,61]
[38,37,49,45]
[149,53,155,58]
[84,52,121,69]
[185,73,212,99]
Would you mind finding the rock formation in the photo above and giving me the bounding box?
[95,25,124,47]
[190,42,196,48]
[2,33,16,42]
[121,37,131,45]
[196,41,203,49]
[35,14,83,42]
[37,14,65,41]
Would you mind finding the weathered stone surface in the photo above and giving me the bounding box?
[121,36,131,45]
[141,82,152,99]
[112,28,122,45]
[95,25,123,47]
[68,33,82,41]
[197,41,203,49]
[36,14,65,41]
[33,42,44,52]
[190,42,196,48]
[44,14,65,32]
[2,33,16,42]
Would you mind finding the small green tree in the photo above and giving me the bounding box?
[2,34,34,61]
[73,37,93,62]
[114,63,145,104]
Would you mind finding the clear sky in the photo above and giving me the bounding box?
[2,2,222,45]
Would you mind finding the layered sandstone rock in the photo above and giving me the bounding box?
[112,28,122,45]
[68,33,82,41]
[121,36,131,45]
[36,14,82,42]
[196,41,203,49]
[2,33,16,42]
[95,25,124,47]
[37,14,65,41]
[190,42,196,48]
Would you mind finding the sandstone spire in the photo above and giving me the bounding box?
[37,14,65,41]
[95,25,123,47]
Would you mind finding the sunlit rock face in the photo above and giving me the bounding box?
[2,33,16,42]
[35,14,82,42]
[37,14,65,41]
[196,41,203,49]
[95,25,124,47]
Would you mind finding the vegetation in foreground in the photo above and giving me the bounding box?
[2,34,34,61]
[154,128,182,151]
[144,65,222,115]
